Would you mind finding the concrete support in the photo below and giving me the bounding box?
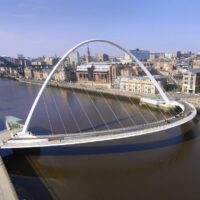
[0,157,18,200]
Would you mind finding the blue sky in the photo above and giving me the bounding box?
[0,0,200,57]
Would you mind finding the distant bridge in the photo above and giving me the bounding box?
[0,39,197,149]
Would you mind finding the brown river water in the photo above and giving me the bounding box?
[0,78,200,200]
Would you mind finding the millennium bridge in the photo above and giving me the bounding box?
[0,39,197,149]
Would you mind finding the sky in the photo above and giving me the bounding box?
[0,0,200,57]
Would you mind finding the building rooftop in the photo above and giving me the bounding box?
[175,63,191,68]
[120,76,151,81]
[76,64,112,72]
[120,75,165,81]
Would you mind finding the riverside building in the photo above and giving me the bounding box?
[76,63,116,85]
[182,68,200,94]
[119,75,167,95]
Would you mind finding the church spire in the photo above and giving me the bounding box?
[86,46,91,63]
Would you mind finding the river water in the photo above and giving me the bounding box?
[0,78,200,200]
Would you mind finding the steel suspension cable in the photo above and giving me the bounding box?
[61,89,82,133]
[42,93,54,135]
[50,92,68,134]
[69,85,96,132]
[98,91,125,129]
[111,94,136,126]
[125,94,149,124]
[82,88,111,131]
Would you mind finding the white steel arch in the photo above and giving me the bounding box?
[21,39,173,135]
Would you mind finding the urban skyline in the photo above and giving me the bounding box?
[1,0,200,57]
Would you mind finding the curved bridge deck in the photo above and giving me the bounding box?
[0,101,197,149]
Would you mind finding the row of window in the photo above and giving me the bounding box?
[79,74,108,79]
[79,74,88,78]
[121,84,155,94]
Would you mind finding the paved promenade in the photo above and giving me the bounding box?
[0,157,18,200]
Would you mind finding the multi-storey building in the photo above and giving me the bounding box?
[0,56,19,76]
[24,67,34,79]
[69,51,80,66]
[53,68,66,82]
[94,53,109,62]
[177,51,192,59]
[119,75,167,95]
[192,58,200,68]
[153,59,175,75]
[119,76,157,94]
[76,63,116,84]
[33,69,50,81]
[130,49,150,61]
[182,68,200,94]
[31,56,59,69]
[120,65,138,76]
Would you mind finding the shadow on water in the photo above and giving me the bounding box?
[30,113,143,134]
[3,155,54,200]
[41,126,199,156]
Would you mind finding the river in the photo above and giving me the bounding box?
[0,78,200,200]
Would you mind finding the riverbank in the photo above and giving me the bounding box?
[18,77,141,100]
[0,157,18,200]
[17,78,177,111]
[1,74,18,80]
[19,79,180,111]
[1,76,199,112]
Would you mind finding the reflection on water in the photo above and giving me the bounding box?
[1,79,200,200]
[29,85,173,135]
[0,79,173,135]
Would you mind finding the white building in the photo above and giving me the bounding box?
[119,76,157,94]
[116,53,133,64]
[119,75,167,95]
[182,68,200,94]
[69,51,80,66]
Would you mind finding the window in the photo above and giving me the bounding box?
[148,87,151,93]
